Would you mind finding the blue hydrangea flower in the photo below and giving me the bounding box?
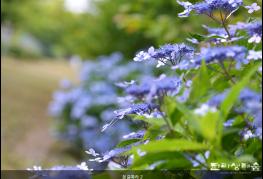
[177,0,243,18]
[239,88,262,102]
[152,44,194,65]
[241,128,260,140]
[124,75,182,100]
[133,49,153,62]
[173,46,248,70]
[193,46,247,69]
[245,21,262,43]
[48,52,154,156]
[207,90,228,107]
[229,21,262,43]
[224,119,235,127]
[80,115,98,128]
[240,89,262,138]
[203,25,244,45]
[124,80,151,98]
[102,145,132,162]
[70,94,92,119]
[133,43,194,67]
[176,88,191,103]
[48,88,84,117]
[203,24,238,38]
[114,103,157,119]
[208,88,261,107]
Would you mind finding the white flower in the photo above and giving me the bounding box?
[247,50,262,60]
[113,107,132,119]
[133,51,151,62]
[177,0,193,17]
[245,3,261,14]
[27,165,42,171]
[148,46,155,56]
[228,0,242,7]
[143,111,163,118]
[243,130,255,140]
[137,149,146,156]
[85,148,100,157]
[205,151,210,159]
[76,162,93,171]
[248,34,262,43]
[224,119,235,127]
[89,157,104,163]
[156,59,167,68]
[115,80,136,88]
[194,104,217,116]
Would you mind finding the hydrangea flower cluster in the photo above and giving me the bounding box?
[192,46,247,68]
[173,45,247,70]
[134,43,194,67]
[245,21,262,43]
[202,24,237,38]
[177,0,243,18]
[48,52,154,154]
[124,75,182,100]
[114,103,158,120]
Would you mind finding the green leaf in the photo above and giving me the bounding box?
[163,96,182,126]
[189,33,206,42]
[154,159,192,170]
[220,63,261,119]
[143,125,165,140]
[132,139,208,153]
[132,151,192,168]
[199,111,221,142]
[171,98,194,117]
[131,114,166,127]
[116,138,141,148]
[190,60,211,103]
[189,33,225,42]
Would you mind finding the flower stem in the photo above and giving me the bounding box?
[219,61,235,84]
[219,11,231,40]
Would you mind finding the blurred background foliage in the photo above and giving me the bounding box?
[2,0,260,59]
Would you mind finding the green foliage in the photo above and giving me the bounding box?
[132,151,192,169]
[132,139,209,153]
[189,60,211,103]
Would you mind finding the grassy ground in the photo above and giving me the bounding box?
[1,57,79,169]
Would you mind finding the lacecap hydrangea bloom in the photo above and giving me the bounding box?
[123,74,182,101]
[133,43,194,68]
[177,0,243,18]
